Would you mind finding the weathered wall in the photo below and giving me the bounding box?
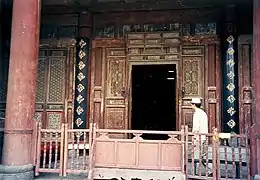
[40,12,92,39]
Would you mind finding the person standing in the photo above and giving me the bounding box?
[191,97,212,176]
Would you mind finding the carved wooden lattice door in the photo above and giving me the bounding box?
[180,46,205,131]
[104,48,128,131]
[180,40,221,132]
[35,49,74,129]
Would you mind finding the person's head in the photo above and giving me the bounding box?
[191,97,202,110]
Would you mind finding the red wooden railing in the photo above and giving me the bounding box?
[34,123,251,180]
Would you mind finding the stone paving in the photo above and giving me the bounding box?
[35,160,249,179]
[35,173,87,180]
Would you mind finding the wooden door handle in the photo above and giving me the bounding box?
[121,87,127,98]
[180,87,185,98]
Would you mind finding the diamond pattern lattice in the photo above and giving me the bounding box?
[36,58,45,102]
[48,58,65,102]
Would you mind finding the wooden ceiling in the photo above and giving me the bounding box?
[42,0,252,13]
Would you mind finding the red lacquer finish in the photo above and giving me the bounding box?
[2,0,40,166]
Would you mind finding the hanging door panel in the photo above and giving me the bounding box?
[104,48,128,130]
[35,49,74,129]
[181,46,205,131]
[180,42,221,132]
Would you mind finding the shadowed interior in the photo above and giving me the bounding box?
[131,64,177,140]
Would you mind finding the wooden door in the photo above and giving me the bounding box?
[90,40,129,131]
[35,48,75,129]
[238,35,253,134]
[180,45,205,131]
[91,36,221,133]
[180,37,221,132]
[104,47,128,130]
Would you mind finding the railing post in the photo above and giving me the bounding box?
[35,122,42,176]
[60,123,66,177]
[180,125,184,174]
[88,123,93,170]
[184,125,189,180]
[32,121,39,166]
[250,123,260,177]
[212,127,219,180]
[87,123,95,180]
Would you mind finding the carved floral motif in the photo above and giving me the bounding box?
[110,60,124,96]
[107,109,124,129]
[48,113,61,129]
[183,58,200,95]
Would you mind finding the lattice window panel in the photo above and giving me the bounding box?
[47,58,65,103]
[36,58,45,102]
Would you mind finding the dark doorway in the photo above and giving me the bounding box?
[131,64,177,140]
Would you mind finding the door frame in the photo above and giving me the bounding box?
[127,60,180,131]
[36,38,77,129]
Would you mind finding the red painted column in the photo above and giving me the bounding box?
[2,0,40,166]
[252,0,260,178]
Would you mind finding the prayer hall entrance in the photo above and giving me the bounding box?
[131,64,177,139]
[91,32,221,137]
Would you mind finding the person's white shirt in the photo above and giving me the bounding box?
[192,108,208,141]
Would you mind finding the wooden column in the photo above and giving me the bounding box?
[73,11,92,130]
[251,0,260,178]
[73,38,90,130]
[2,0,40,168]
[221,6,239,134]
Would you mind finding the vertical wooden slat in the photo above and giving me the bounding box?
[62,123,68,176]
[215,44,221,131]
[207,44,216,131]
[66,46,76,128]
[238,35,253,135]
[90,47,103,127]
[101,47,106,129]
[204,44,209,116]
[31,121,39,165]
[206,43,221,132]
[35,123,42,176]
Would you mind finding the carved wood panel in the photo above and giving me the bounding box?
[107,58,125,97]
[90,42,128,131]
[127,32,181,62]
[238,35,253,135]
[181,46,205,131]
[105,48,127,130]
[91,35,220,133]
